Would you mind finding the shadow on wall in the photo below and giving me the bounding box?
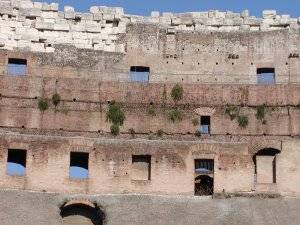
[60,203,104,225]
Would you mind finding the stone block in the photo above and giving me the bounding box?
[103,13,114,21]
[19,8,41,17]
[65,12,75,19]
[33,2,43,9]
[241,10,249,18]
[151,11,160,18]
[53,23,70,31]
[244,17,262,26]
[171,17,181,26]
[93,13,102,21]
[263,10,276,19]
[64,6,74,12]
[85,24,102,33]
[90,6,99,14]
[240,24,250,31]
[19,1,34,9]
[35,21,54,30]
[81,13,93,21]
[50,3,59,11]
[41,11,58,19]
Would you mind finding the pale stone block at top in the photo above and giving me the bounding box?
[263,10,277,19]
[64,6,75,12]
[90,6,99,14]
[33,2,43,9]
[151,11,160,18]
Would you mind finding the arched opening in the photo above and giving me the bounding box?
[60,203,104,225]
[195,175,214,196]
[253,148,281,184]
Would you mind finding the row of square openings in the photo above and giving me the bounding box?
[5,149,151,181]
[6,58,276,85]
[5,148,280,195]
[6,149,214,195]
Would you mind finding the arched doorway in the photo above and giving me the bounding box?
[60,202,104,225]
[195,175,214,196]
[253,148,281,184]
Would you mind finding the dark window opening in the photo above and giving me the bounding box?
[6,149,27,176]
[129,66,150,83]
[194,159,214,195]
[7,58,27,76]
[253,148,280,183]
[69,152,89,179]
[257,68,275,84]
[60,203,104,225]
[200,116,210,134]
[132,155,151,180]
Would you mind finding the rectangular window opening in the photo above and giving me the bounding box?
[200,116,211,134]
[129,66,150,83]
[69,152,89,179]
[257,68,275,85]
[194,159,214,196]
[6,149,27,176]
[132,155,151,181]
[7,58,27,76]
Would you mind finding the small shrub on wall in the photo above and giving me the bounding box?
[171,83,184,103]
[256,104,267,124]
[38,98,49,112]
[168,109,183,123]
[237,115,248,128]
[52,93,61,107]
[110,124,120,136]
[106,102,125,136]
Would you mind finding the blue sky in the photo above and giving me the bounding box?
[44,0,300,17]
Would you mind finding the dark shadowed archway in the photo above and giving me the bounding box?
[60,203,104,225]
[195,175,214,196]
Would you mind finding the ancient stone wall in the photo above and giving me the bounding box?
[0,0,300,54]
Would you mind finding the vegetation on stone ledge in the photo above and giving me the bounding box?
[171,83,184,103]
[168,108,183,123]
[106,102,125,136]
[110,124,120,136]
[38,98,49,112]
[256,104,267,124]
[52,93,61,107]
[224,105,239,120]
[237,115,249,128]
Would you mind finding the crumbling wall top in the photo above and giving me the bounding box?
[0,0,299,53]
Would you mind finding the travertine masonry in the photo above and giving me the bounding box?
[0,0,300,53]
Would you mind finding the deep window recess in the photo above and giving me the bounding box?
[200,116,211,134]
[253,148,280,184]
[194,159,214,195]
[7,58,27,76]
[69,152,89,179]
[129,66,150,83]
[132,155,151,181]
[257,68,275,84]
[6,149,27,176]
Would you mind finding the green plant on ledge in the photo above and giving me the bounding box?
[224,106,239,120]
[106,102,125,136]
[256,104,267,123]
[171,83,184,104]
[52,93,61,107]
[237,115,249,128]
[38,98,49,112]
[168,109,183,123]
[110,124,120,136]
